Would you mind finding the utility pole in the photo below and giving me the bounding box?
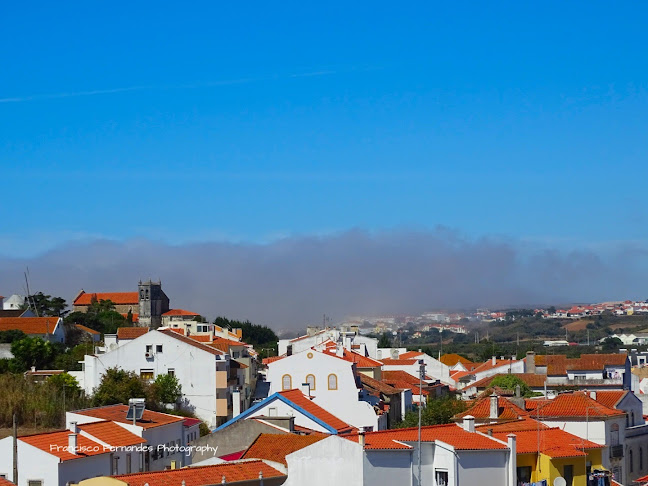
[417,359,426,486]
[12,413,17,485]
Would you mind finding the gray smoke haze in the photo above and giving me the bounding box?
[0,228,646,331]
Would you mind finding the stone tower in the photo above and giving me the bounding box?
[138,280,170,328]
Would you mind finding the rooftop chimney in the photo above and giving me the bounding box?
[68,432,77,455]
[301,383,311,397]
[526,351,536,374]
[358,429,366,448]
[69,421,78,434]
[492,356,496,366]
[490,395,499,420]
[590,391,597,401]
[507,434,517,486]
[463,415,475,433]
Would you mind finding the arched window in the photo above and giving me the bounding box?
[306,374,316,391]
[328,374,338,390]
[640,447,643,470]
[282,374,292,390]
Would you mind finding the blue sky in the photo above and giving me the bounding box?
[1,2,647,258]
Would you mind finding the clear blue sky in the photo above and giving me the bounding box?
[1,2,647,257]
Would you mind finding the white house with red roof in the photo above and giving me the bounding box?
[266,348,382,430]
[280,420,514,486]
[0,317,66,343]
[76,329,232,426]
[278,328,379,358]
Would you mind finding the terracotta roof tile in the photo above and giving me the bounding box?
[476,417,548,433]
[592,390,626,409]
[439,353,474,367]
[530,392,624,419]
[262,356,285,365]
[79,420,146,447]
[74,404,184,429]
[493,428,603,458]
[359,373,402,395]
[162,309,200,316]
[74,292,139,306]
[380,358,418,365]
[0,317,61,335]
[278,389,355,434]
[469,373,549,389]
[399,351,424,359]
[74,324,101,335]
[455,395,529,421]
[345,434,412,450]
[241,433,326,465]
[20,430,109,461]
[117,327,149,339]
[159,329,224,356]
[113,460,285,486]
[322,348,382,368]
[343,423,507,450]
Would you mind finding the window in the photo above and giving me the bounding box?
[140,370,154,381]
[282,374,292,390]
[146,344,153,353]
[28,481,43,486]
[435,470,448,486]
[126,454,132,474]
[112,454,119,475]
[269,407,277,417]
[328,374,338,390]
[233,351,240,358]
[168,369,175,377]
[642,447,644,470]
[156,345,163,353]
[611,423,620,446]
[306,374,316,390]
[517,466,532,484]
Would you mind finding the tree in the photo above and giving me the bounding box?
[0,329,26,343]
[22,292,68,317]
[213,317,278,352]
[151,374,182,406]
[378,332,392,348]
[11,337,56,370]
[397,395,467,428]
[92,368,150,406]
[46,372,81,394]
[489,374,535,398]
[601,337,623,352]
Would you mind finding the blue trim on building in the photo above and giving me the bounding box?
[212,391,339,434]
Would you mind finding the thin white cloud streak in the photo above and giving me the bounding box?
[0,69,338,104]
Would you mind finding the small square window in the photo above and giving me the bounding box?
[168,369,175,377]
[156,345,163,353]
[146,345,152,353]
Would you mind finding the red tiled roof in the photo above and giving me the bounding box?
[290,330,327,342]
[183,418,202,428]
[399,351,423,359]
[79,420,146,447]
[74,292,139,306]
[241,433,326,465]
[592,390,627,409]
[75,324,101,335]
[535,354,627,375]
[113,460,285,486]
[455,395,529,421]
[345,433,412,450]
[206,336,248,353]
[476,417,548,433]
[0,317,61,335]
[322,348,382,368]
[343,423,507,450]
[20,430,109,461]
[439,353,474,367]
[159,329,224,356]
[190,335,212,342]
[162,309,200,316]
[380,358,418,365]
[531,392,624,419]
[493,428,603,458]
[74,404,184,429]
[359,373,402,395]
[262,355,286,365]
[117,327,149,339]
[278,389,355,434]
[120,313,139,322]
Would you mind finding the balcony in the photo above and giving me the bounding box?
[610,445,624,458]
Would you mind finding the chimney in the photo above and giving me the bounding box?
[490,395,499,420]
[301,383,311,397]
[492,356,496,366]
[526,351,536,374]
[358,430,366,448]
[69,421,78,434]
[462,415,475,433]
[232,388,241,417]
[590,391,597,401]
[68,432,77,455]
[507,434,517,486]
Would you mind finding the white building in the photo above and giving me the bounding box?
[2,294,26,310]
[278,329,379,358]
[75,329,232,426]
[281,419,514,486]
[266,349,382,430]
[0,317,65,344]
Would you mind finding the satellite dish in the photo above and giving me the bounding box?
[553,477,566,486]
